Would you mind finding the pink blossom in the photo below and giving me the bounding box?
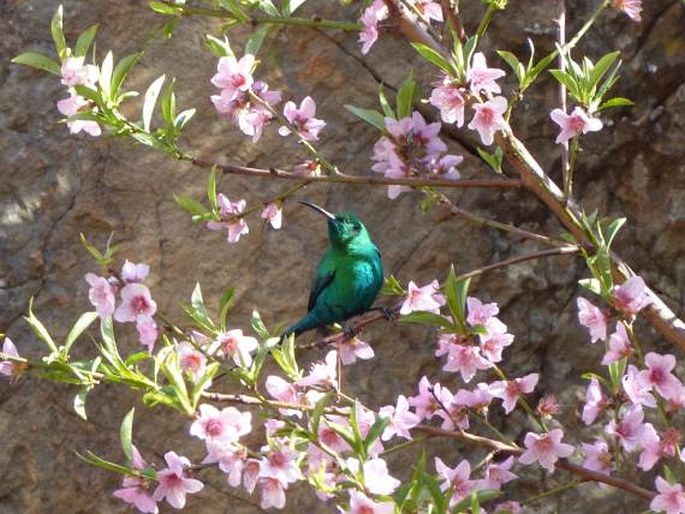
[518,429,574,471]
[379,394,420,441]
[550,106,603,144]
[360,458,400,495]
[493,501,522,514]
[454,384,493,411]
[259,447,301,486]
[359,0,388,55]
[638,425,664,471]
[641,352,683,400]
[605,404,653,452]
[207,194,249,243]
[477,456,517,491]
[177,342,207,383]
[209,329,258,367]
[478,317,514,363]
[441,341,493,382]
[336,336,374,365]
[297,350,338,389]
[429,77,466,127]
[401,279,445,315]
[211,54,255,98]
[113,445,159,514]
[85,272,116,318]
[318,419,352,453]
[265,375,304,417]
[56,93,101,136]
[261,202,283,230]
[242,458,261,494]
[581,439,613,474]
[582,378,608,425]
[415,0,443,22]
[190,404,251,443]
[434,458,474,504]
[136,316,158,352]
[601,322,633,365]
[651,476,685,514]
[61,56,98,87]
[428,154,463,180]
[408,376,441,420]
[489,373,539,414]
[202,440,246,487]
[466,297,499,326]
[613,0,642,22]
[279,96,326,142]
[114,283,157,323]
[434,385,470,431]
[537,394,561,417]
[0,338,25,383]
[468,96,507,146]
[613,276,652,316]
[622,364,657,408]
[577,297,607,343]
[121,260,150,283]
[259,477,287,509]
[152,451,204,509]
[211,81,281,142]
[467,52,505,95]
[348,490,394,514]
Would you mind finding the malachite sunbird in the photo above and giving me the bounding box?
[283,201,384,337]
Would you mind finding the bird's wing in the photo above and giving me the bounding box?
[307,255,335,312]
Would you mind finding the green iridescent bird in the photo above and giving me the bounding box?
[283,201,384,337]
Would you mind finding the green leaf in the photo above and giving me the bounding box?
[218,286,235,330]
[254,0,280,16]
[75,25,99,57]
[524,51,557,91]
[75,450,140,477]
[496,50,522,81]
[344,105,386,131]
[444,265,469,330]
[588,51,620,90]
[604,217,626,248]
[24,298,58,354]
[549,69,578,98]
[174,194,209,216]
[205,34,234,58]
[399,311,454,329]
[411,43,455,75]
[363,415,390,454]
[608,357,627,394]
[51,5,66,58]
[380,275,404,296]
[63,311,99,358]
[245,25,271,57]
[98,51,114,100]
[251,310,270,340]
[378,85,395,119]
[477,147,503,174]
[120,407,135,461]
[161,78,177,128]
[148,1,184,15]
[309,392,332,435]
[463,35,479,69]
[174,108,195,130]
[111,53,142,100]
[142,74,165,132]
[396,73,417,119]
[11,52,61,75]
[73,385,91,420]
[283,0,307,15]
[597,97,633,111]
[207,166,219,212]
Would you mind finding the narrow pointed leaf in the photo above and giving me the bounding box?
[120,407,135,461]
[142,74,165,132]
[75,25,99,57]
[345,105,386,131]
[63,311,99,357]
[12,52,61,75]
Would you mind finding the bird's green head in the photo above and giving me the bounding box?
[299,201,373,248]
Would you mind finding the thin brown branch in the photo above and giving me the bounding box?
[555,460,655,500]
[188,156,521,190]
[439,0,466,42]
[201,391,349,415]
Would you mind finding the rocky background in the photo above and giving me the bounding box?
[1,0,684,512]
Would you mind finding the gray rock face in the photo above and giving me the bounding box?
[1,1,683,512]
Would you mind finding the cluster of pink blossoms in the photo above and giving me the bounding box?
[576,274,685,512]
[56,55,101,136]
[429,52,507,146]
[207,193,283,244]
[85,260,159,350]
[210,54,282,142]
[113,446,203,513]
[550,106,603,145]
[372,112,464,199]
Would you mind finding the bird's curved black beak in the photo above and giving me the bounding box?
[298,201,335,221]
